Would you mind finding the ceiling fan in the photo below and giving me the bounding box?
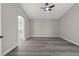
[41,3,55,11]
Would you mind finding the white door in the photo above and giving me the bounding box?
[18,16,25,45]
[0,3,2,56]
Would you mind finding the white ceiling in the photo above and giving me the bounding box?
[21,3,74,20]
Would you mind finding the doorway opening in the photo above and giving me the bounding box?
[18,16,25,46]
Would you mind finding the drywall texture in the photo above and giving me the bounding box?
[59,4,79,45]
[30,19,59,37]
[1,3,30,55]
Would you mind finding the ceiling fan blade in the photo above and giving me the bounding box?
[49,5,55,8]
[49,8,52,11]
[46,3,49,6]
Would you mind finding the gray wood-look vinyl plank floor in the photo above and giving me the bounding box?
[6,37,79,56]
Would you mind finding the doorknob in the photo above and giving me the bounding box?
[0,36,3,38]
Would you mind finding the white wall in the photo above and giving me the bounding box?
[0,4,1,36]
[1,3,30,55]
[1,4,19,55]
[30,19,59,37]
[59,4,79,45]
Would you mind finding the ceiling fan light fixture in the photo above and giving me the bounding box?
[46,8,49,10]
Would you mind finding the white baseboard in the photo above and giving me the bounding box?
[2,44,18,56]
[25,37,31,40]
[60,36,79,46]
[31,35,59,37]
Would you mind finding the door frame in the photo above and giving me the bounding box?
[18,16,25,45]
